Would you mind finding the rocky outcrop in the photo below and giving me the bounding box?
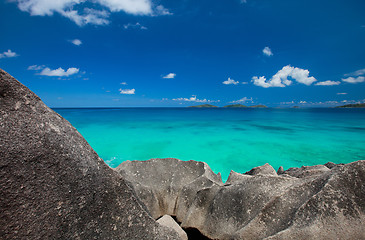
[0,69,180,239]
[120,160,365,240]
[116,158,223,222]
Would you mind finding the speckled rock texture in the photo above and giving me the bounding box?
[116,158,223,222]
[0,69,180,240]
[118,159,365,240]
[157,215,188,240]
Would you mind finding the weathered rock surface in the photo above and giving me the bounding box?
[245,163,278,176]
[0,69,180,239]
[120,160,365,240]
[157,215,188,240]
[116,158,223,222]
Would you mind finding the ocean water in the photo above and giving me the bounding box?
[54,108,365,181]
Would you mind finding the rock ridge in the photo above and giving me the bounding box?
[118,159,365,240]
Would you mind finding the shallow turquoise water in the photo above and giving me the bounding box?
[54,108,365,180]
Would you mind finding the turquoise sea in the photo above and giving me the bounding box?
[54,108,365,181]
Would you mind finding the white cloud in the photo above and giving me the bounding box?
[337,93,348,95]
[0,49,18,58]
[120,82,127,85]
[13,0,171,26]
[97,0,152,14]
[172,95,219,103]
[252,65,317,88]
[342,76,365,84]
[223,77,239,85]
[123,22,147,30]
[39,67,79,77]
[315,80,341,86]
[163,73,176,79]
[28,65,45,70]
[230,97,253,104]
[119,88,135,94]
[155,5,173,16]
[60,8,110,26]
[344,68,365,77]
[262,47,273,57]
[70,39,82,46]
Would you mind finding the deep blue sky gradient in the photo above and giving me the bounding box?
[0,0,364,107]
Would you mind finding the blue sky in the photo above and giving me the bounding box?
[0,0,364,107]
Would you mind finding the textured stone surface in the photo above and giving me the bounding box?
[283,164,330,178]
[120,159,365,240]
[245,163,278,176]
[0,69,179,240]
[157,215,188,240]
[116,158,223,223]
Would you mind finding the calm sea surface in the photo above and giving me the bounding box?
[54,108,365,180]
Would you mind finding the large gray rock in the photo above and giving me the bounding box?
[116,158,223,223]
[118,158,365,240]
[0,69,180,239]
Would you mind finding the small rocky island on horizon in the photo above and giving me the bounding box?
[1,68,364,240]
[189,104,268,108]
[336,103,365,108]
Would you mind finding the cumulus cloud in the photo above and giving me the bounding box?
[0,49,18,58]
[262,47,273,57]
[163,73,176,79]
[120,82,127,85]
[230,97,253,104]
[337,93,348,95]
[70,39,82,46]
[344,68,365,77]
[12,0,171,26]
[172,95,219,103]
[119,88,135,94]
[342,76,365,84]
[252,65,317,88]
[28,65,45,70]
[123,22,147,30]
[39,67,79,77]
[60,8,110,26]
[223,77,239,85]
[155,5,173,16]
[315,80,341,86]
[28,65,80,77]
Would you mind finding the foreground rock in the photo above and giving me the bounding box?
[0,69,180,239]
[116,158,223,222]
[119,159,365,240]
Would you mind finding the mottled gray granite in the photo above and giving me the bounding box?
[119,159,365,240]
[0,69,180,240]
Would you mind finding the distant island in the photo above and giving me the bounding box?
[336,103,365,108]
[188,104,218,108]
[189,104,268,108]
[249,105,268,108]
[224,104,248,108]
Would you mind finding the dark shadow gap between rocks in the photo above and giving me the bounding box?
[183,228,212,240]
